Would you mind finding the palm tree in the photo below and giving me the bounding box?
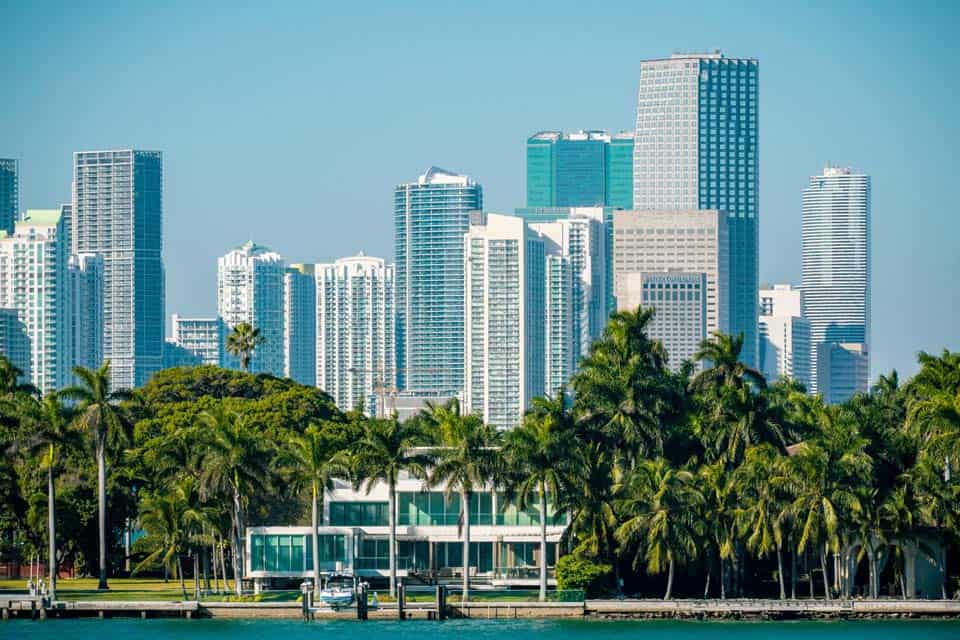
[196,405,272,595]
[504,393,577,601]
[616,458,703,599]
[285,423,349,596]
[61,362,132,590]
[691,332,766,393]
[564,442,618,563]
[225,322,264,372]
[349,416,430,597]
[698,460,737,599]
[426,399,501,603]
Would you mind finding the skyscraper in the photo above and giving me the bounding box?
[217,241,285,375]
[315,254,395,413]
[0,159,18,235]
[394,167,482,395]
[638,271,708,368]
[633,52,759,366]
[73,150,164,388]
[526,131,634,209]
[0,210,71,393]
[802,166,870,401]
[69,252,104,372]
[464,213,545,428]
[284,264,316,386]
[0,308,30,378]
[758,284,811,388]
[170,315,224,366]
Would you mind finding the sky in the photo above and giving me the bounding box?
[1,0,958,380]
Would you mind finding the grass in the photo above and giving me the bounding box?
[0,577,299,602]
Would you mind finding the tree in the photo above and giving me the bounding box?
[225,323,264,372]
[62,362,133,590]
[504,393,577,600]
[699,460,737,599]
[691,332,766,394]
[350,416,430,597]
[616,458,703,599]
[426,399,501,603]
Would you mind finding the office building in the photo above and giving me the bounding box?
[758,284,811,388]
[0,210,71,393]
[633,51,759,366]
[69,252,104,371]
[639,271,708,368]
[395,167,482,395]
[817,342,869,405]
[217,241,285,375]
[802,167,870,400]
[315,254,395,413]
[284,264,316,386]
[527,130,634,209]
[464,213,545,429]
[170,315,224,367]
[0,159,18,235]
[162,341,202,368]
[73,150,164,387]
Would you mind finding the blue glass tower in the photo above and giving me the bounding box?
[633,52,759,366]
[0,158,18,235]
[526,131,634,209]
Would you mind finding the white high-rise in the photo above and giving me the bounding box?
[284,264,316,386]
[69,252,104,372]
[639,271,708,368]
[464,213,545,429]
[801,166,870,401]
[217,241,285,375]
[315,254,395,413]
[0,210,71,393]
[170,315,224,366]
[758,284,811,388]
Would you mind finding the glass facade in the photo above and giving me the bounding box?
[526,132,633,209]
[0,158,17,235]
[328,501,389,526]
[251,533,347,572]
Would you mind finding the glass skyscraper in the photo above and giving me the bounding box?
[633,52,759,366]
[0,159,17,235]
[527,131,634,209]
[73,150,164,388]
[802,166,870,401]
[394,167,482,395]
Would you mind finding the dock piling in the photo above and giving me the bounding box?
[398,583,405,620]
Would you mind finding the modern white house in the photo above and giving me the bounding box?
[245,472,567,590]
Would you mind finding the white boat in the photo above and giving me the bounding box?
[318,573,356,609]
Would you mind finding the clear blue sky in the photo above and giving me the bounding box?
[2,1,958,379]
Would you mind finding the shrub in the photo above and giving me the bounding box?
[555,555,612,598]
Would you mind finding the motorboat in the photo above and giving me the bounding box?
[318,573,356,609]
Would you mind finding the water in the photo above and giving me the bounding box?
[2,618,958,640]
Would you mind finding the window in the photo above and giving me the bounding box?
[328,502,389,526]
[250,534,313,573]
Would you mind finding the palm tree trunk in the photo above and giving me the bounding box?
[791,550,797,599]
[312,481,321,597]
[703,561,711,599]
[719,555,726,600]
[177,555,187,600]
[211,541,219,593]
[219,537,229,594]
[776,547,786,599]
[665,558,675,600]
[462,489,470,604]
[820,546,831,601]
[194,552,200,600]
[230,499,243,596]
[96,442,109,590]
[202,544,211,594]
[866,546,877,599]
[538,485,548,602]
[47,462,57,601]
[389,479,397,597]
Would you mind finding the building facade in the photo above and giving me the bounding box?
[0,159,18,236]
[758,284,811,388]
[526,130,634,209]
[284,264,316,386]
[170,315,224,367]
[69,252,104,372]
[0,210,71,393]
[315,254,395,413]
[638,271,708,368]
[0,307,30,379]
[464,213,545,429]
[73,149,164,387]
[217,241,285,375]
[817,342,870,405]
[394,167,482,396]
[801,167,870,400]
[633,52,759,366]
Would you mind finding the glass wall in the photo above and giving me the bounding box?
[435,541,494,573]
[499,542,558,568]
[397,492,497,526]
[328,501,389,526]
[250,533,345,572]
[496,494,566,526]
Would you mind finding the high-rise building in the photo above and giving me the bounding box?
[542,250,573,396]
[0,210,71,393]
[217,241,285,375]
[633,52,759,366]
[170,315,224,366]
[802,166,870,401]
[464,213,545,429]
[612,209,728,366]
[284,264,316,386]
[315,254,395,413]
[817,342,869,405]
[0,159,18,235]
[527,131,634,209]
[0,307,30,378]
[69,252,104,371]
[758,284,811,388]
[395,167,482,395]
[73,150,164,387]
[638,271,708,368]
[162,341,202,368]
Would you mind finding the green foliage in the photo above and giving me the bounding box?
[555,554,612,597]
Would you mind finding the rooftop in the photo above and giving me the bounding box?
[416,166,475,186]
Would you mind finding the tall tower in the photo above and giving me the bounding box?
[284,263,316,386]
[633,52,759,365]
[394,167,482,395]
[526,131,634,209]
[217,241,285,375]
[802,167,870,401]
[73,150,164,388]
[0,159,18,235]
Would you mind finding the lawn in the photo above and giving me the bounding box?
[0,577,299,602]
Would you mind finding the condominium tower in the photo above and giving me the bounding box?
[0,159,18,235]
[73,150,164,387]
[315,254,395,413]
[217,241,285,375]
[633,52,759,366]
[170,315,224,366]
[758,284,811,388]
[69,252,104,371]
[0,210,71,393]
[284,264,316,386]
[394,167,482,396]
[802,166,870,401]
[527,131,634,209]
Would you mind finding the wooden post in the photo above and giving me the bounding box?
[437,584,446,620]
[398,582,405,620]
[31,600,37,620]
[357,584,368,620]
